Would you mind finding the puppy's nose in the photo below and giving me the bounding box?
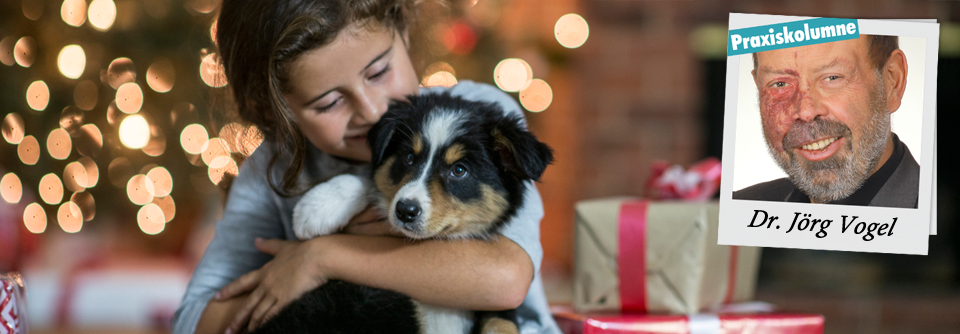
[395,199,422,224]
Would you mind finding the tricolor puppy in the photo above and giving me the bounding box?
[255,93,554,334]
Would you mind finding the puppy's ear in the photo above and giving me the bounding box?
[368,112,398,167]
[490,115,554,181]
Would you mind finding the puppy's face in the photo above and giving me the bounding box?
[367,94,553,240]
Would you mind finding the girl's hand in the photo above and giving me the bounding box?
[341,206,405,237]
[218,238,328,333]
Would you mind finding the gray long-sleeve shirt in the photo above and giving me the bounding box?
[172,81,560,334]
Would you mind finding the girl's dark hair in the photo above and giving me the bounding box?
[216,0,419,196]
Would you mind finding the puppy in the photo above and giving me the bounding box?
[254,93,554,334]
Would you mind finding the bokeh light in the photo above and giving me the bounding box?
[78,157,99,188]
[88,0,117,31]
[71,192,96,221]
[107,57,136,89]
[181,123,209,154]
[1,37,17,66]
[138,203,165,235]
[2,113,25,144]
[143,125,167,156]
[555,14,589,48]
[147,167,173,197]
[218,123,243,152]
[58,45,86,79]
[76,124,104,157]
[153,196,176,223]
[494,58,533,92]
[108,157,134,187]
[14,37,37,67]
[519,79,553,112]
[22,1,45,21]
[442,21,477,55]
[200,53,227,88]
[1,173,22,204]
[26,80,50,111]
[116,82,144,113]
[210,19,218,44]
[18,135,40,165]
[39,173,64,205]
[127,174,156,205]
[187,0,220,14]
[422,71,458,88]
[74,80,99,110]
[106,101,122,126]
[47,128,73,160]
[146,58,175,93]
[58,202,83,233]
[423,62,456,78]
[61,0,87,27]
[64,162,89,192]
[208,156,238,185]
[201,138,230,166]
[238,125,263,156]
[119,115,150,149]
[24,203,47,234]
[60,106,85,136]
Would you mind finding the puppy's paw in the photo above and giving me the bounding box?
[293,174,371,240]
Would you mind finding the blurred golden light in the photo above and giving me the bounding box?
[39,173,64,205]
[47,128,73,160]
[108,157,134,187]
[76,124,104,157]
[519,79,553,112]
[1,173,22,204]
[210,19,218,44]
[147,167,173,197]
[18,135,40,165]
[2,113,25,144]
[208,156,238,185]
[71,192,96,221]
[60,106,85,136]
[153,196,175,223]
[26,80,50,111]
[238,125,263,156]
[555,14,589,48]
[138,203,165,235]
[88,0,117,31]
[143,125,167,157]
[146,58,175,93]
[63,162,89,192]
[187,0,220,14]
[107,57,136,89]
[0,37,17,66]
[494,58,533,92]
[75,80,99,111]
[116,83,144,114]
[58,202,83,233]
[127,174,155,205]
[423,62,456,78]
[180,123,209,154]
[58,45,86,79]
[24,203,47,234]
[119,115,150,149]
[200,53,227,88]
[61,0,87,27]
[106,101,122,126]
[218,123,242,152]
[422,71,457,88]
[14,37,37,67]
[22,1,45,21]
[201,138,230,165]
[78,157,99,188]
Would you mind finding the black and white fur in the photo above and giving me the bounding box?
[254,93,554,334]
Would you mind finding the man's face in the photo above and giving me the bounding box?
[753,37,890,203]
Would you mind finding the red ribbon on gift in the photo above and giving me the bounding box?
[645,158,722,201]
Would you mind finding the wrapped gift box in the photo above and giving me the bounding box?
[574,199,761,314]
[552,307,825,334]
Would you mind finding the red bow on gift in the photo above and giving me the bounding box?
[645,158,721,201]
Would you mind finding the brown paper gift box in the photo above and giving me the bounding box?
[573,198,761,314]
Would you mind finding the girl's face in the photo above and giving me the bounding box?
[284,23,420,162]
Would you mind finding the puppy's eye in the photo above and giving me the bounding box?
[404,153,414,165]
[450,164,468,178]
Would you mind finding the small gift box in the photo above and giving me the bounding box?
[573,199,761,314]
[552,307,825,334]
[0,272,27,334]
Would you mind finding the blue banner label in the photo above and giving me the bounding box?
[727,18,860,56]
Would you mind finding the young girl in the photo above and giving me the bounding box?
[172,0,560,333]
